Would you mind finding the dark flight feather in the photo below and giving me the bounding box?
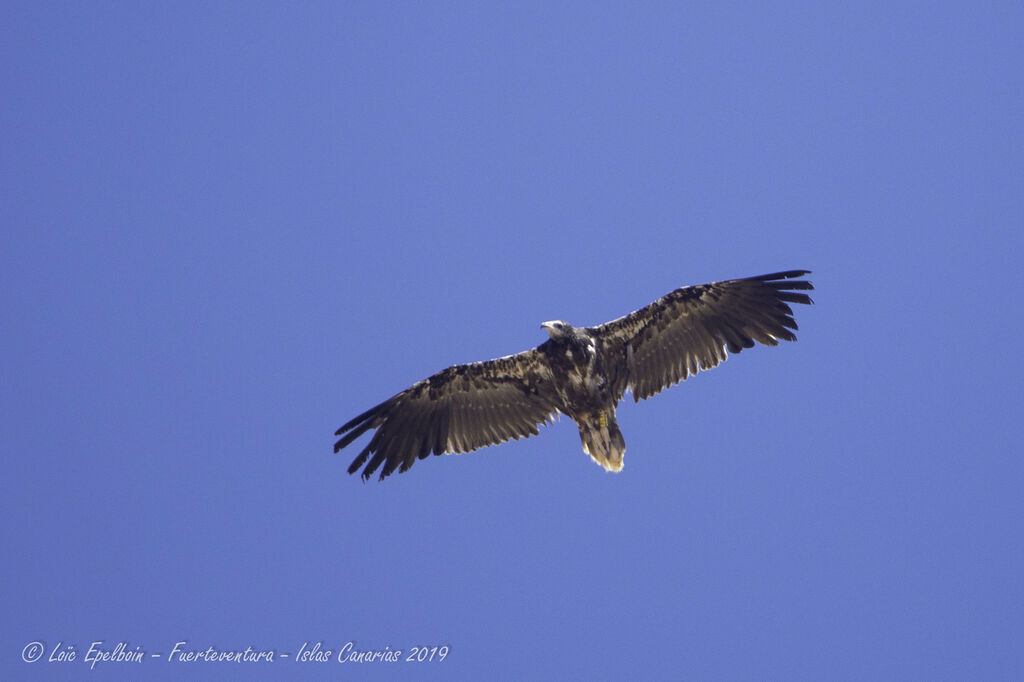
[336,351,563,480]
[592,270,813,401]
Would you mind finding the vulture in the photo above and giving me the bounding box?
[335,270,814,480]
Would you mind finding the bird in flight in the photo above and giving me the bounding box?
[336,270,814,481]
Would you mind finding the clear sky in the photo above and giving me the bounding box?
[3,2,1023,680]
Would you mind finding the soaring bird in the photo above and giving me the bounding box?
[335,270,813,481]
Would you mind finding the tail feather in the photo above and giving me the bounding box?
[577,411,626,472]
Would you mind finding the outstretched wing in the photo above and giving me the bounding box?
[335,349,562,481]
[591,270,814,401]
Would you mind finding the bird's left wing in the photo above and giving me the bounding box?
[335,348,562,480]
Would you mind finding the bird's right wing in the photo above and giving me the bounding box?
[592,270,814,401]
[335,348,562,481]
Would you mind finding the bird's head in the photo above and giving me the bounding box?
[541,320,575,339]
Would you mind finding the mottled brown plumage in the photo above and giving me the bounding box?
[335,270,814,480]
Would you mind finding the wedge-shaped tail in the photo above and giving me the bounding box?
[577,411,626,472]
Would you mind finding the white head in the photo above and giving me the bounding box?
[541,320,574,339]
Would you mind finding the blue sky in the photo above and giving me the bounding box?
[3,2,1022,679]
